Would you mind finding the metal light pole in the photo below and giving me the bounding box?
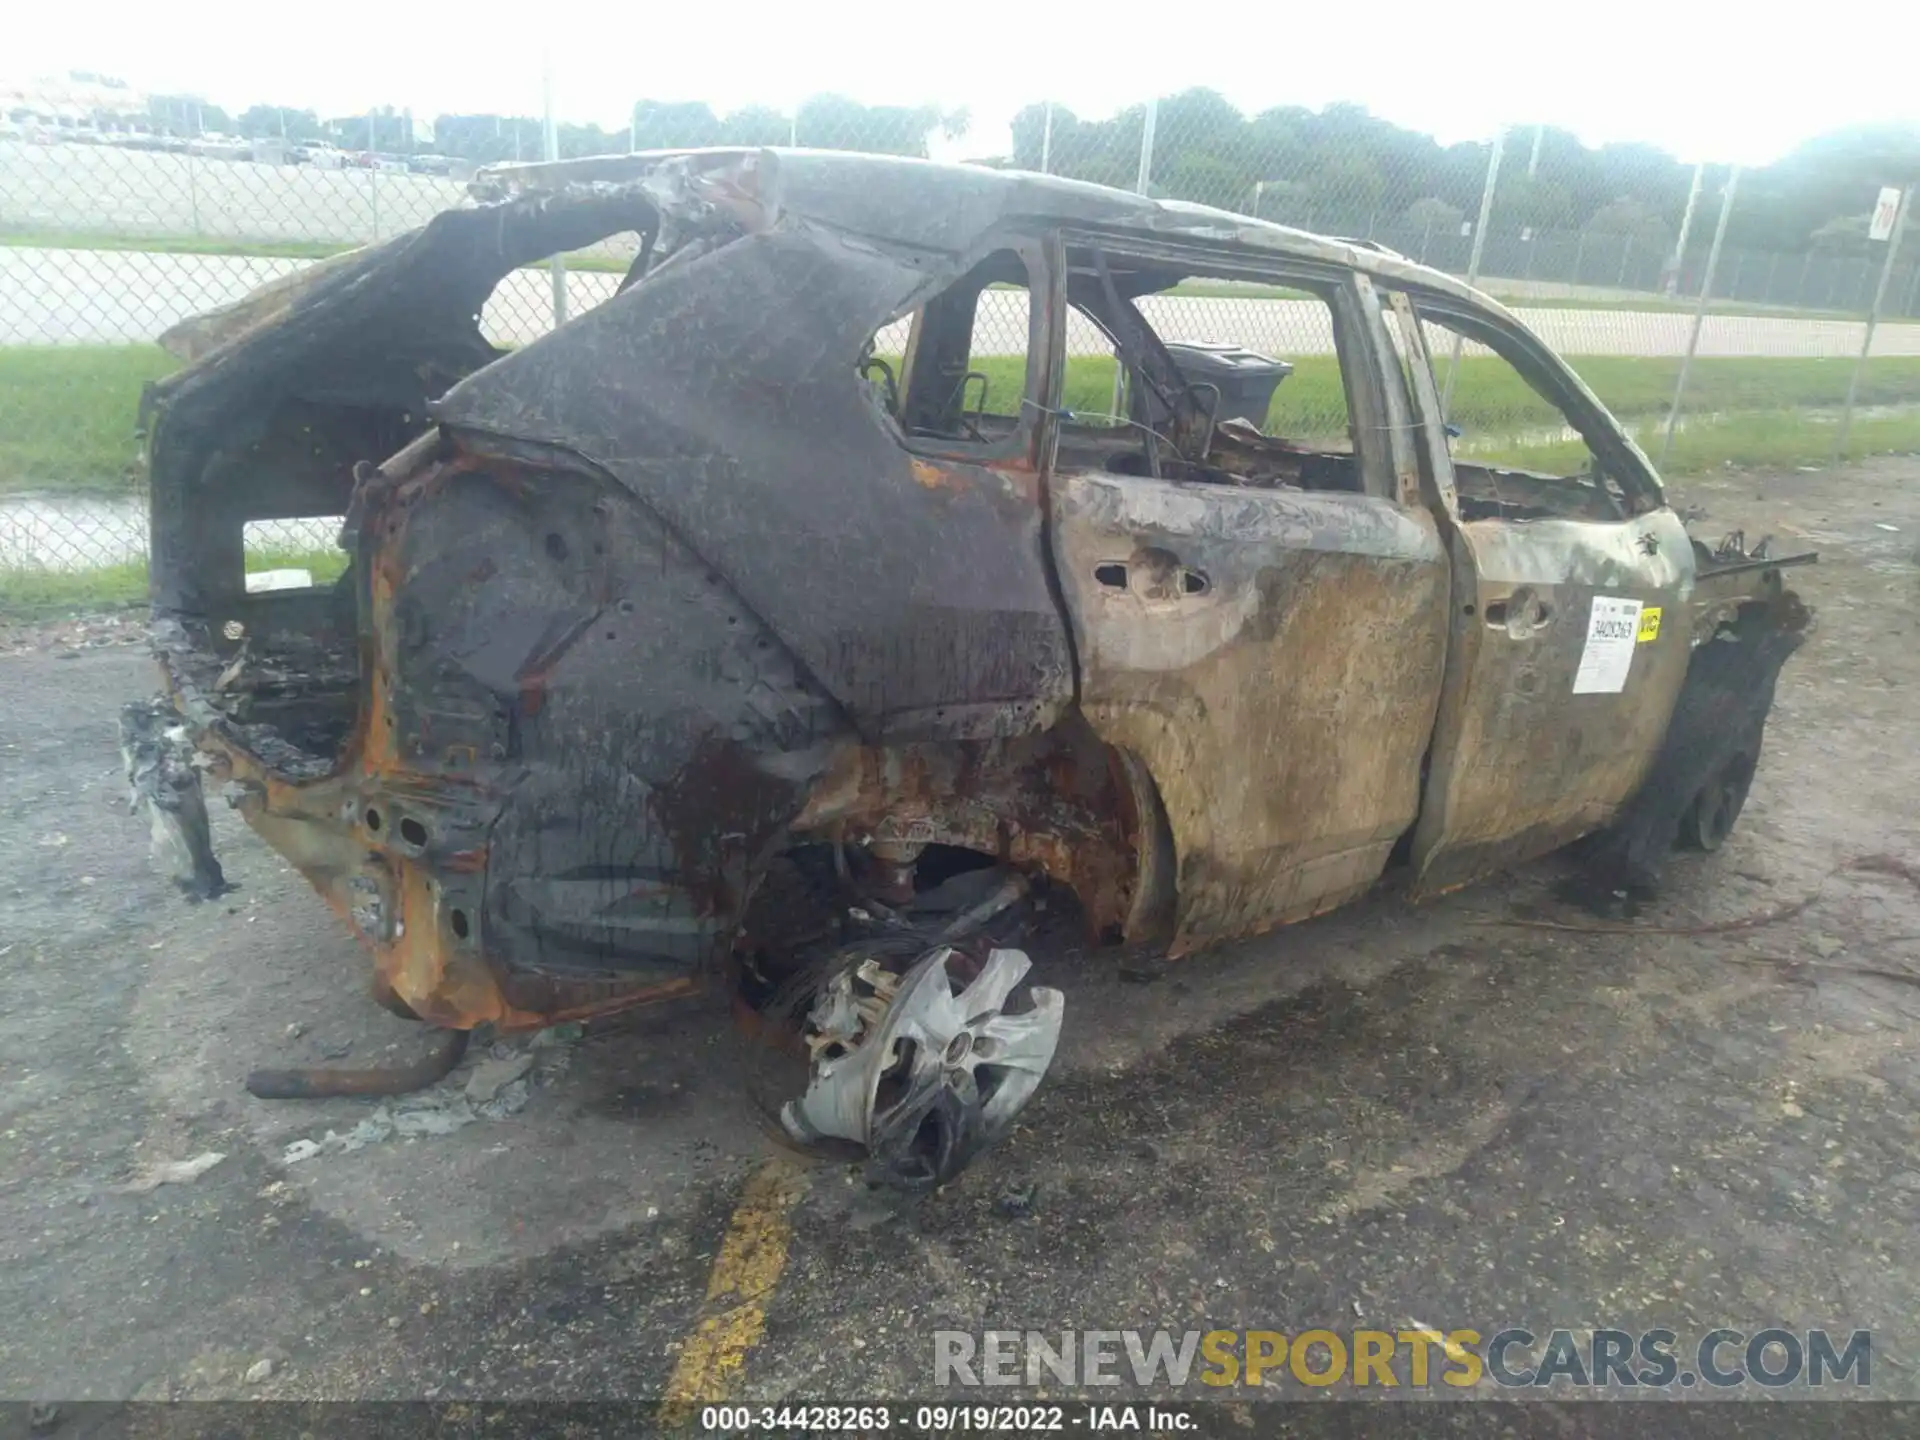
[1112,98,1161,418]
[1442,127,1507,418]
[365,105,380,240]
[1660,166,1741,467]
[1133,97,1158,194]
[1836,186,1911,460]
[543,56,567,327]
[1666,161,1705,298]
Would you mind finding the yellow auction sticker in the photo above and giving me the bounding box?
[1637,606,1663,643]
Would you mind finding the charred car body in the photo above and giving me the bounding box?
[130,149,1810,1185]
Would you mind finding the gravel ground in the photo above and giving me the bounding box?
[3,459,1920,1424]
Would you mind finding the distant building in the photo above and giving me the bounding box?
[0,73,154,140]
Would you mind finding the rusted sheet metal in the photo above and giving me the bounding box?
[433,223,1074,744]
[1049,471,1451,952]
[1409,509,1695,897]
[151,437,843,1031]
[245,1028,470,1099]
[133,144,1822,1057]
[791,724,1161,941]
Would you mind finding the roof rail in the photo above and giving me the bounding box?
[1330,236,1409,261]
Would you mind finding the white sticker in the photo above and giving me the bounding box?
[1572,595,1645,694]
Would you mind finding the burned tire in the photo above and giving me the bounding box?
[1677,753,1756,853]
[1577,604,1805,898]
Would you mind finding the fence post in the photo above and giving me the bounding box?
[1039,101,1053,174]
[1763,252,1780,305]
[542,59,568,329]
[1616,233,1633,288]
[1444,128,1506,418]
[1661,166,1740,468]
[186,150,202,237]
[1904,260,1920,319]
[1572,230,1586,285]
[1836,187,1911,460]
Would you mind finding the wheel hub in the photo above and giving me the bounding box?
[781,944,1064,1190]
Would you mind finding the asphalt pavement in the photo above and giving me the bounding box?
[3,460,1920,1424]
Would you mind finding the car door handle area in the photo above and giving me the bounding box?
[1093,554,1210,602]
[1482,591,1554,639]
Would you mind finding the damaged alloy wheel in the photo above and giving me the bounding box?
[780,945,1064,1191]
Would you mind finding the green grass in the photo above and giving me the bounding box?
[5,345,1918,615]
[0,545,347,617]
[1458,354,1920,431]
[1482,410,1920,477]
[0,556,152,612]
[969,352,1920,442]
[8,346,1920,497]
[0,345,178,493]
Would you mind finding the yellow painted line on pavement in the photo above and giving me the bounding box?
[658,1157,810,1420]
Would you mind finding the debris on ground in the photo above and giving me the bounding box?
[464,1051,534,1104]
[992,1179,1041,1220]
[0,610,150,657]
[113,1151,226,1193]
[278,1025,584,1166]
[244,1358,275,1384]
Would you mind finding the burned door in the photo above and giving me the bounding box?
[1046,254,1450,951]
[1385,293,1696,896]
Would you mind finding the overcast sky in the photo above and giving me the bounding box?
[8,0,1911,166]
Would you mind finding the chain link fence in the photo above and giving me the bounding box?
[3,85,1918,611]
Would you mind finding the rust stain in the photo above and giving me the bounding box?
[911,458,962,492]
[791,726,1148,941]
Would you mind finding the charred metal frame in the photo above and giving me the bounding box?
[134,148,1814,1038]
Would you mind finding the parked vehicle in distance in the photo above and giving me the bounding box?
[289,142,346,168]
[129,149,1813,1190]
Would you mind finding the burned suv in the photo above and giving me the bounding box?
[128,149,1809,1187]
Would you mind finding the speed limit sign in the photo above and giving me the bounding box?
[1870,186,1903,242]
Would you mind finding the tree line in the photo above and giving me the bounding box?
[142,87,1916,256]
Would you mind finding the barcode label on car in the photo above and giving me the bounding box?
[1573,595,1645,694]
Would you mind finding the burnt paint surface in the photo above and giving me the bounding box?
[789,721,1157,941]
[138,152,1814,1033]
[145,189,658,619]
[1050,471,1451,951]
[1410,508,1695,896]
[377,450,850,991]
[433,226,1074,743]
